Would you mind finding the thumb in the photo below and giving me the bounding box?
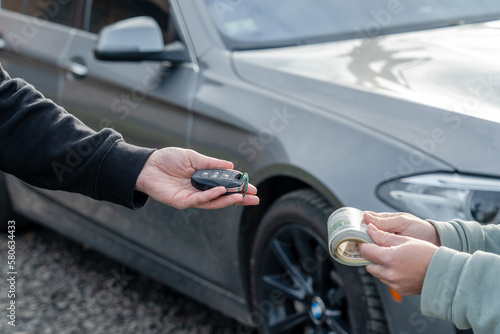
[367,224,407,247]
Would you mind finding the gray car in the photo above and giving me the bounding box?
[1,0,498,333]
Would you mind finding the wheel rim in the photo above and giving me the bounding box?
[259,224,350,334]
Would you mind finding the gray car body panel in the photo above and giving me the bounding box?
[2,1,487,332]
[232,21,500,177]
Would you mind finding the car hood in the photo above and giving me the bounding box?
[232,20,500,176]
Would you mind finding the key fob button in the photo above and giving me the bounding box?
[201,170,212,178]
[220,171,231,180]
[211,170,222,178]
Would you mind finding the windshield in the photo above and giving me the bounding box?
[205,0,500,50]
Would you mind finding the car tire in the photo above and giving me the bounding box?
[250,189,389,334]
[0,172,33,232]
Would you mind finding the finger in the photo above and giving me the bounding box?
[207,184,259,208]
[188,150,234,170]
[190,187,260,209]
[198,194,243,209]
[203,194,260,209]
[364,211,407,234]
[365,211,404,219]
[192,186,228,205]
[221,184,257,196]
[199,158,234,170]
[364,262,386,280]
[234,195,260,206]
[366,224,407,247]
[358,242,386,264]
[177,186,227,209]
[245,183,258,195]
[364,211,405,223]
[197,193,254,209]
[365,264,393,288]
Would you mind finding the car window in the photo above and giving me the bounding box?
[205,0,500,50]
[26,0,74,25]
[2,0,78,27]
[87,0,173,43]
[1,0,24,13]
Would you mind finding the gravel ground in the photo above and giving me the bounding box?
[0,226,253,334]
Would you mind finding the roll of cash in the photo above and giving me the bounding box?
[327,207,374,266]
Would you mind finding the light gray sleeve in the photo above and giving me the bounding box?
[421,247,500,333]
[428,219,500,255]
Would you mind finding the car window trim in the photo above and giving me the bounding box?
[170,0,198,66]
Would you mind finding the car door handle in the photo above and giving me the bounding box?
[64,59,88,79]
[0,36,6,50]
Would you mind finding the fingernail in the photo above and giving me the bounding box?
[364,211,375,221]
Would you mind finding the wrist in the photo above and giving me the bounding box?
[426,220,441,247]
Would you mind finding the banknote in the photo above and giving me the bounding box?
[327,207,374,266]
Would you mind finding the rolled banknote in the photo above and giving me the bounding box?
[327,207,373,266]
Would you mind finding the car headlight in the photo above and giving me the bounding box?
[377,173,500,224]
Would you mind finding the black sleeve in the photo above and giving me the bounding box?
[0,64,155,209]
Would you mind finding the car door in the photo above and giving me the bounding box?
[61,0,192,149]
[38,0,219,278]
[0,0,83,102]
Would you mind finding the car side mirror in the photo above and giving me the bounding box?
[94,16,189,64]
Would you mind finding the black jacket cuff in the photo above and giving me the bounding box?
[96,140,155,209]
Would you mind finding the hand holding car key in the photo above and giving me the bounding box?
[191,169,250,197]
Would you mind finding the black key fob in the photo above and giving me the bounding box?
[191,169,248,194]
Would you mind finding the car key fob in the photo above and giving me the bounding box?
[191,169,248,195]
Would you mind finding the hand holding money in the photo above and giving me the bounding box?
[363,211,441,246]
[359,224,438,296]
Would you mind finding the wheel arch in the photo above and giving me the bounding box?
[238,167,343,316]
